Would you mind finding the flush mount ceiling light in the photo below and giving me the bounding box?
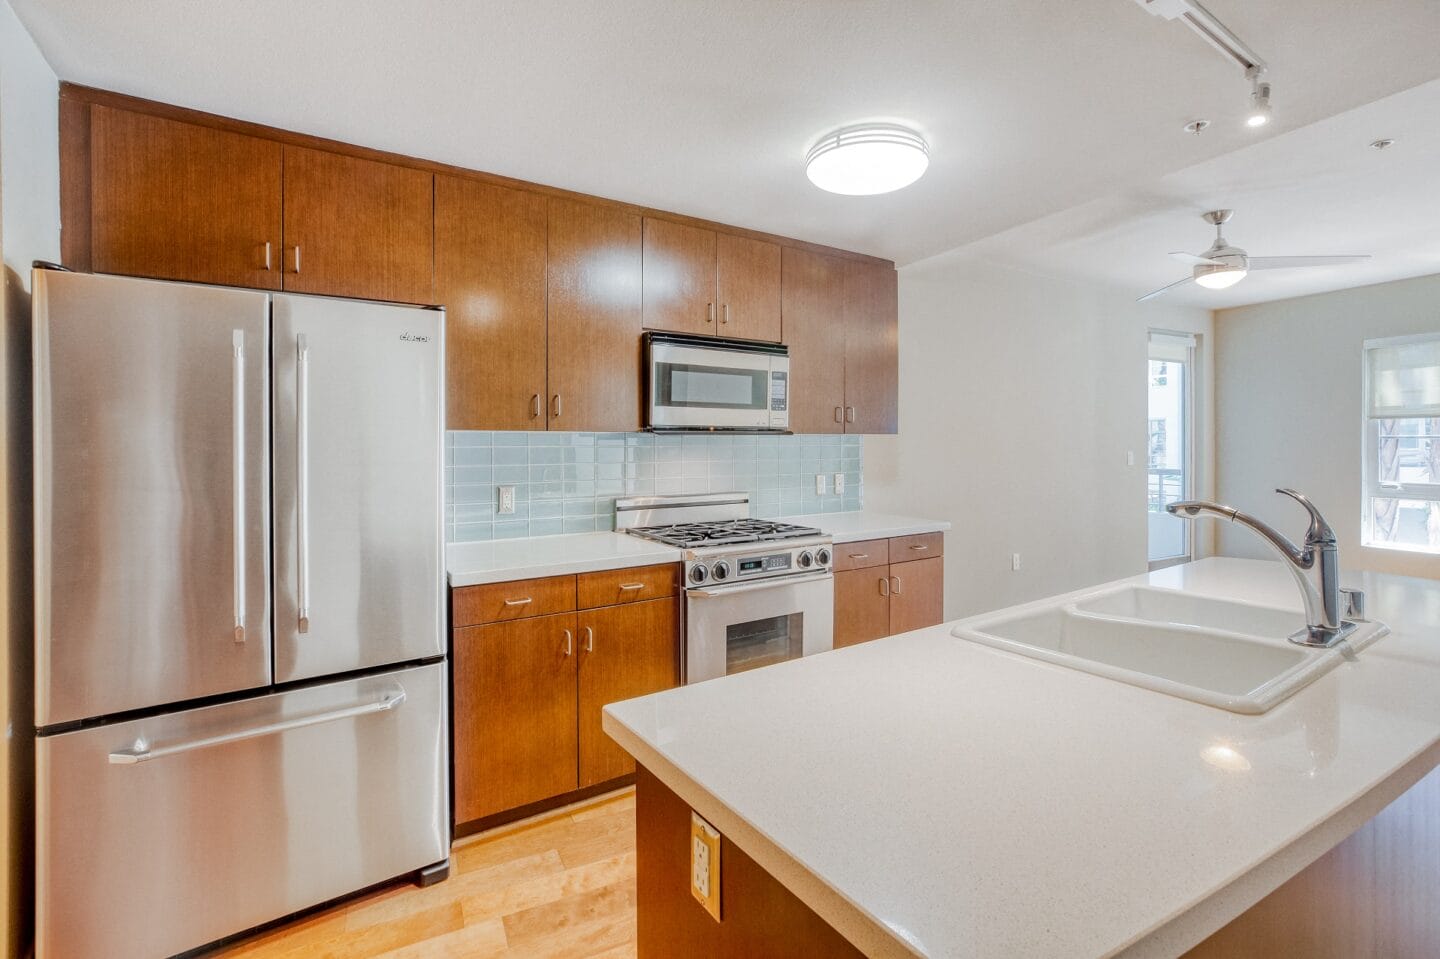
[805,124,929,196]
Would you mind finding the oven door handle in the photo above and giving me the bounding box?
[687,572,833,598]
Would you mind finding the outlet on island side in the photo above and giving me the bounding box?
[690,811,721,921]
[1011,552,1022,572]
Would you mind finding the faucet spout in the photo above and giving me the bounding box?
[1165,489,1357,648]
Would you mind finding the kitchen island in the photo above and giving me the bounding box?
[603,557,1440,958]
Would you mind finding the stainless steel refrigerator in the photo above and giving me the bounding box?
[32,268,449,959]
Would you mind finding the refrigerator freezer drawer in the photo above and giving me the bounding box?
[35,663,448,959]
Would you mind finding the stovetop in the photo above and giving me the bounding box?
[626,518,824,549]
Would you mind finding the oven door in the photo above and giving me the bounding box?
[685,572,833,684]
[649,339,786,431]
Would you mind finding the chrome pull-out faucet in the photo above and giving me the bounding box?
[1167,489,1361,648]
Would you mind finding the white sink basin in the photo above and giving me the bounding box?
[952,585,1388,714]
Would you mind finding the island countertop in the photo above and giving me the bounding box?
[602,557,1440,958]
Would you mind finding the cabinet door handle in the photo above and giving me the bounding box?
[834,406,843,423]
[231,330,246,643]
[503,597,533,607]
[618,583,645,591]
[531,394,541,419]
[292,245,302,274]
[879,577,889,597]
[891,576,902,595]
[584,626,595,653]
[563,629,573,656]
[263,241,272,272]
[845,406,856,423]
[723,303,730,325]
[908,544,929,552]
[296,335,311,633]
[552,394,562,418]
[849,553,869,560]
[707,302,715,324]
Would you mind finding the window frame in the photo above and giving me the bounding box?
[1147,331,1196,571]
[1361,332,1440,554]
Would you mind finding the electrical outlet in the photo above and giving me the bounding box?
[1126,450,1136,467]
[498,485,517,514]
[690,812,721,920]
[834,472,845,495]
[815,473,828,495]
[1011,552,1022,571]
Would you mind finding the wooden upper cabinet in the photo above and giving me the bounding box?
[89,106,283,289]
[435,176,548,430]
[781,248,847,433]
[281,146,433,304]
[641,218,716,336]
[716,234,781,342]
[577,597,680,787]
[548,197,644,432]
[842,260,899,434]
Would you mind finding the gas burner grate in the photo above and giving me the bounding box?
[627,518,823,549]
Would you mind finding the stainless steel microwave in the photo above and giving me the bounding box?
[644,332,790,432]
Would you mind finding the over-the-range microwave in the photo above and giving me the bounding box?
[644,332,790,433]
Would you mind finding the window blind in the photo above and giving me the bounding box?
[1367,336,1440,418]
[1147,331,1195,363]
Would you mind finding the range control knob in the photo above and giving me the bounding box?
[711,560,731,581]
[689,564,709,585]
[797,550,814,569]
[815,546,832,567]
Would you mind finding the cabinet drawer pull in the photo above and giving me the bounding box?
[879,577,889,597]
[584,626,594,652]
[563,629,573,656]
[908,544,929,551]
[618,583,645,591]
[891,576,902,594]
[503,597,533,607]
[848,553,869,560]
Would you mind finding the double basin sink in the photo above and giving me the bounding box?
[952,583,1388,713]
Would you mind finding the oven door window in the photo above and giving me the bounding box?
[656,362,768,411]
[726,613,803,675]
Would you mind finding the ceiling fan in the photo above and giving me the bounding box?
[1138,210,1370,302]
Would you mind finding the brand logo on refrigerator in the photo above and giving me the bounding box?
[399,332,431,343]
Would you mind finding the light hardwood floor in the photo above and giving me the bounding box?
[213,789,638,959]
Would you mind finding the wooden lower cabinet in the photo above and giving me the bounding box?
[578,598,680,787]
[833,535,945,648]
[889,557,944,635]
[834,568,891,649]
[452,612,578,823]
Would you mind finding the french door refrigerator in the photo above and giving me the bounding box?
[32,268,449,959]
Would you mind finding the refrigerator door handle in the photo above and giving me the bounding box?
[232,330,246,644]
[296,333,311,634]
[107,686,407,765]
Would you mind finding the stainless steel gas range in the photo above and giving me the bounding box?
[617,494,834,683]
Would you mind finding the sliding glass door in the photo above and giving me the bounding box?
[1148,332,1194,568]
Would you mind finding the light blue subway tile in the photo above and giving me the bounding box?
[567,445,597,464]
[453,446,493,467]
[452,431,492,447]
[494,466,528,486]
[654,444,683,464]
[493,521,529,539]
[563,498,597,517]
[654,433,683,447]
[563,516,598,534]
[453,503,495,523]
[451,465,492,485]
[527,519,565,537]
[625,461,655,479]
[567,432,596,446]
[529,431,566,446]
[451,484,494,505]
[655,461,684,479]
[529,446,564,465]
[530,465,564,484]
[625,477,656,495]
[565,479,596,498]
[597,477,624,496]
[493,432,527,446]
[597,445,625,464]
[655,476,689,495]
[532,481,565,500]
[569,462,596,481]
[596,462,623,481]
[530,500,563,519]
[625,433,653,447]
[596,514,617,531]
[453,522,493,542]
[493,447,528,467]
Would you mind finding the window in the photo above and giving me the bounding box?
[1363,334,1440,553]
[1148,332,1195,567]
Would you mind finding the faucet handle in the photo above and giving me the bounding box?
[1340,587,1366,621]
[1275,489,1337,546]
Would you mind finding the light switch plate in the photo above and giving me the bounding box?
[834,472,845,495]
[691,812,721,920]
[815,473,828,496]
[498,485,517,514]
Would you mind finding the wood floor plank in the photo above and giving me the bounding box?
[499,880,637,958]
[461,852,636,926]
[369,917,508,959]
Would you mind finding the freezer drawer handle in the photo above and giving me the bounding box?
[107,687,407,765]
[688,571,833,598]
[296,334,311,633]
[232,330,246,644]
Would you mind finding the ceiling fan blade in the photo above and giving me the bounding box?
[1169,252,1222,266]
[1247,255,1372,270]
[1137,276,1194,303]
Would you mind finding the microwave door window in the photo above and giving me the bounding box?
[725,613,804,675]
[658,363,767,411]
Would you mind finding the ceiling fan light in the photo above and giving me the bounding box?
[1194,265,1248,289]
[806,124,929,196]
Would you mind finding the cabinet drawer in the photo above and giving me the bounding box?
[453,575,576,626]
[577,564,681,609]
[889,532,943,560]
[834,539,889,572]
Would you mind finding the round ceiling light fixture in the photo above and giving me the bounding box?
[1193,260,1249,289]
[805,123,929,196]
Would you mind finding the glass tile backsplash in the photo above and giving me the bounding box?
[446,432,863,542]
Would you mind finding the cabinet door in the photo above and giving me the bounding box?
[833,567,891,648]
[435,175,548,429]
[716,233,781,342]
[281,146,433,304]
[641,218,716,335]
[889,557,945,635]
[453,612,579,823]
[781,248,847,433]
[578,598,680,787]
[90,106,282,289]
[842,260,899,434]
[548,197,644,431]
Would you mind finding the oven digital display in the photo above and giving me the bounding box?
[737,554,792,577]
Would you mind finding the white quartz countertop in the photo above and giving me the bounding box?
[446,532,682,587]
[447,511,951,585]
[773,510,951,543]
[602,558,1440,959]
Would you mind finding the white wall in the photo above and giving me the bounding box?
[865,253,1212,619]
[1213,272,1440,580]
[0,0,59,953]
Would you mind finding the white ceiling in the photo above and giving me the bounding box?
[12,0,1440,273]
